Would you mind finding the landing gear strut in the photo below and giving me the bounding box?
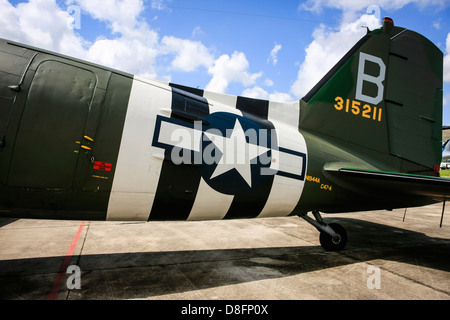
[299,211,348,251]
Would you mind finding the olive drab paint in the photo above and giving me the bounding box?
[0,18,447,250]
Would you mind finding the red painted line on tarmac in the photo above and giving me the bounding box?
[46,221,86,300]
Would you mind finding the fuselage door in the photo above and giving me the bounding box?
[8,60,96,189]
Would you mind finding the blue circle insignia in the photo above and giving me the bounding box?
[199,112,274,195]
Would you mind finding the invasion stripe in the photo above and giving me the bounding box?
[107,77,171,221]
[148,153,202,220]
[257,100,307,218]
[185,99,238,221]
[148,85,210,220]
[108,79,307,222]
[169,82,204,97]
[143,83,308,221]
[223,176,274,219]
[187,178,234,221]
[237,96,269,119]
[197,94,276,220]
[222,111,276,220]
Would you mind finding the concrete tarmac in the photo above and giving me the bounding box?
[0,203,449,300]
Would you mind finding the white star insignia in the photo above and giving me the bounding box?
[203,119,270,187]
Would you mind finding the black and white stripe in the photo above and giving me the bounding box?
[107,77,307,221]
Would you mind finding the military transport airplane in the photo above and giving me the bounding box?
[0,17,447,251]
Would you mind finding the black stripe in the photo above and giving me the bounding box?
[171,88,209,120]
[148,151,202,221]
[169,83,204,97]
[236,96,269,119]
[223,175,274,219]
[223,119,276,219]
[149,87,279,220]
[148,87,209,221]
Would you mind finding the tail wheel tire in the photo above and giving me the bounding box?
[319,223,347,251]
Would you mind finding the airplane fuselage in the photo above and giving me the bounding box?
[0,19,444,223]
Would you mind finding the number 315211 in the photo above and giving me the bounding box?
[334,96,382,122]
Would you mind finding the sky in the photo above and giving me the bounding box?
[1,0,449,123]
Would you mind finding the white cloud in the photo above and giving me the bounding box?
[150,0,170,11]
[242,86,270,100]
[86,33,160,78]
[0,0,86,57]
[68,0,163,77]
[269,92,295,103]
[267,43,282,66]
[444,33,450,83]
[264,78,274,87]
[300,0,449,14]
[161,36,214,72]
[205,52,262,94]
[241,86,294,103]
[69,0,145,35]
[77,1,214,77]
[444,93,450,108]
[0,0,327,100]
[291,14,380,98]
[0,0,219,82]
[433,18,441,30]
[192,26,205,38]
[0,0,268,94]
[299,0,449,28]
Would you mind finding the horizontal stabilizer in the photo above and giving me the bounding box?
[325,168,450,201]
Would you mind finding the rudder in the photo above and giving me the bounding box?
[299,17,443,175]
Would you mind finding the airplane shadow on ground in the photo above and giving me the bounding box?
[0,217,449,299]
[0,218,18,228]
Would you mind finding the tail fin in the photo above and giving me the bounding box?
[300,17,443,175]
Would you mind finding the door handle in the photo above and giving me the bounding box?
[81,135,94,151]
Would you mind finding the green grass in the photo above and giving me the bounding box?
[440,169,450,178]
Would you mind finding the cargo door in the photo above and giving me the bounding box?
[8,60,96,189]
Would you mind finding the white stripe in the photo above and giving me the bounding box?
[107,77,171,221]
[267,101,300,128]
[187,178,234,220]
[203,90,238,108]
[270,149,305,177]
[258,101,307,218]
[157,121,202,152]
[257,175,303,218]
[185,94,242,220]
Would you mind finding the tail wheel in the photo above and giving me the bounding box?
[319,223,347,251]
